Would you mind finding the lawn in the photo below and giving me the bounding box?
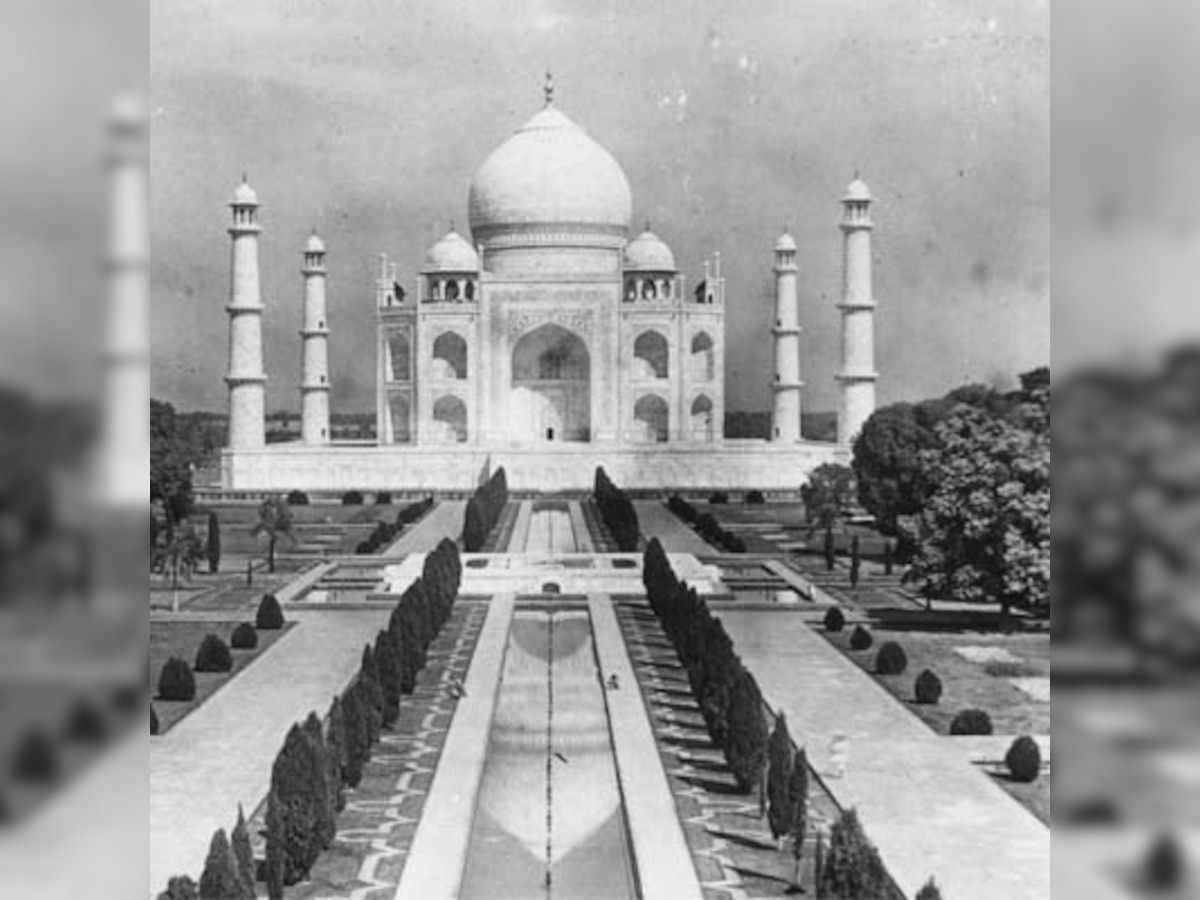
[822,628,1051,736]
[150,619,290,734]
[992,771,1050,824]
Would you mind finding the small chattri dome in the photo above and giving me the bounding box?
[305,232,326,254]
[775,232,798,252]
[844,178,872,202]
[424,230,479,272]
[623,229,676,271]
[232,179,259,205]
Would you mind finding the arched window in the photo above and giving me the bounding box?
[464,280,476,301]
[691,394,714,441]
[388,332,411,382]
[633,331,669,380]
[445,280,460,301]
[432,395,468,443]
[634,394,669,443]
[388,394,411,443]
[432,332,468,380]
[690,332,714,381]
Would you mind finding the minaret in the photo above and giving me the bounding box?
[299,232,331,444]
[836,177,878,445]
[771,231,802,442]
[225,177,267,449]
[99,95,150,507]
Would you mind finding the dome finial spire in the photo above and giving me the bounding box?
[543,68,555,107]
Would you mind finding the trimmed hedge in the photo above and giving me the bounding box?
[709,491,729,504]
[13,730,58,783]
[1005,735,1042,782]
[666,494,746,553]
[914,668,943,705]
[849,625,873,651]
[950,708,993,736]
[195,634,234,673]
[286,490,309,506]
[744,490,765,505]
[158,657,197,701]
[374,491,392,506]
[64,700,107,743]
[256,594,285,630]
[341,490,364,506]
[875,641,908,675]
[824,606,846,633]
[230,622,259,650]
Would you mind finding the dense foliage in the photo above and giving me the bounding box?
[253,496,296,574]
[823,606,846,632]
[949,708,993,736]
[158,657,197,702]
[194,634,233,673]
[1005,735,1042,783]
[849,625,873,651]
[875,641,908,675]
[594,467,640,551]
[256,594,285,630]
[230,622,258,650]
[800,463,856,529]
[643,540,767,792]
[914,669,943,705]
[462,468,508,551]
[818,808,891,900]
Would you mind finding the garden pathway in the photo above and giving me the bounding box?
[381,501,465,557]
[720,611,1052,900]
[149,607,390,897]
[634,501,714,556]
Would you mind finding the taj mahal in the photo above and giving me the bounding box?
[220,78,879,492]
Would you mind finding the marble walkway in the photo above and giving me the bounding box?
[634,501,714,556]
[149,606,390,896]
[720,611,1052,900]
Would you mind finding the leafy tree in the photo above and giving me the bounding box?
[788,747,810,892]
[852,402,939,544]
[205,511,221,574]
[157,876,199,900]
[819,808,890,900]
[252,496,296,574]
[801,463,856,530]
[907,403,1049,618]
[230,806,255,899]
[766,713,794,841]
[198,829,243,900]
[151,399,200,521]
[154,520,203,612]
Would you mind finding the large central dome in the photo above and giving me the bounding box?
[468,104,632,242]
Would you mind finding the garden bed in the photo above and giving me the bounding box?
[150,619,291,734]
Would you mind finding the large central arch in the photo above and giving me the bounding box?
[511,324,591,442]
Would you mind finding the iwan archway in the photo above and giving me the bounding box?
[510,324,591,443]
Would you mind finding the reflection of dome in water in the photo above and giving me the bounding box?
[468,105,632,239]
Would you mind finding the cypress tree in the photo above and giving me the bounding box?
[767,714,795,841]
[823,526,836,571]
[819,808,889,900]
[360,645,385,720]
[198,829,243,900]
[341,688,367,788]
[462,498,487,551]
[264,787,285,900]
[325,696,348,810]
[206,511,221,574]
[230,805,255,899]
[788,748,810,891]
[374,630,401,727]
[355,677,382,749]
[270,723,324,885]
[303,712,335,852]
[850,535,861,588]
[726,669,769,793]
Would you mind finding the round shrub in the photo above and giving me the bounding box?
[849,624,873,651]
[230,622,259,650]
[150,705,159,736]
[256,594,285,630]
[13,730,58,783]
[824,606,846,633]
[341,490,364,506]
[194,634,233,673]
[914,668,943,705]
[744,490,765,505]
[374,491,393,505]
[158,657,197,701]
[950,708,994,736]
[1005,735,1042,782]
[64,700,107,743]
[709,491,729,504]
[875,641,908,675]
[286,490,309,506]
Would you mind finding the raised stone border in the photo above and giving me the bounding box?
[588,594,705,900]
[393,593,516,899]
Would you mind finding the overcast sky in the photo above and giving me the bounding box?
[150,0,1048,415]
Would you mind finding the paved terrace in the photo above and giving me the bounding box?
[149,607,389,896]
[634,501,713,555]
[720,611,1051,900]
